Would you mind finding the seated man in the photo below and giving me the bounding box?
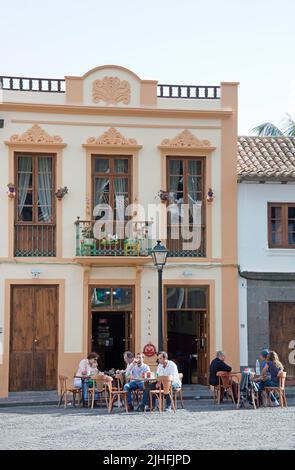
[138,351,181,412]
[123,353,150,411]
[209,350,237,402]
[259,349,269,370]
[116,351,135,384]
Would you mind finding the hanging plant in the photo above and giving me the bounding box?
[207,188,214,202]
[158,189,170,203]
[7,182,16,198]
[55,186,68,200]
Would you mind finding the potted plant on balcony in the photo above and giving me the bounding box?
[81,225,95,245]
[101,234,119,246]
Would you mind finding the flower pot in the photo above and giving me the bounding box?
[84,238,95,245]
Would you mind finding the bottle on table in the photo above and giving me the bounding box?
[255,359,260,375]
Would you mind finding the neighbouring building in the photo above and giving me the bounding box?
[238,136,295,382]
[0,65,239,396]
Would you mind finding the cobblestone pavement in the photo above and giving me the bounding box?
[0,399,294,450]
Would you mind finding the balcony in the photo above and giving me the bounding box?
[74,218,205,263]
[167,225,205,257]
[14,224,56,257]
[73,218,152,265]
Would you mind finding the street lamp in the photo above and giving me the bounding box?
[151,240,168,352]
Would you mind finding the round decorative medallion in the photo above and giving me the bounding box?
[143,343,157,357]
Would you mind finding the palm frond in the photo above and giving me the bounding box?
[251,122,284,136]
[281,113,295,136]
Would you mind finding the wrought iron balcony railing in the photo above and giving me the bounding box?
[14,224,56,257]
[74,219,205,258]
[75,218,153,257]
[0,75,220,99]
[0,75,65,92]
[157,84,220,99]
[167,225,206,257]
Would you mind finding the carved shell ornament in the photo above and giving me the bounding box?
[92,76,131,105]
[9,124,63,144]
[86,127,138,146]
[160,129,211,148]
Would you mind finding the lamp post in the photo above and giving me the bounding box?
[151,240,168,352]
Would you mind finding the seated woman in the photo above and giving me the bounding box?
[255,351,283,406]
[74,352,101,402]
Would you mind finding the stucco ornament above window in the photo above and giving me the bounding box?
[92,76,131,105]
[86,127,139,146]
[160,129,212,149]
[8,124,63,144]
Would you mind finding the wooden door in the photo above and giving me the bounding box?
[269,302,295,379]
[9,287,34,391]
[196,312,208,385]
[124,312,132,352]
[9,286,58,391]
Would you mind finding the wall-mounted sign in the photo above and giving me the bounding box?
[143,343,157,357]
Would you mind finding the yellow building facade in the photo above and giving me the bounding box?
[0,65,239,396]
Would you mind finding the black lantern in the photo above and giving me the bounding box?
[151,240,168,270]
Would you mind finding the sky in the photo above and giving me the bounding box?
[1,0,295,134]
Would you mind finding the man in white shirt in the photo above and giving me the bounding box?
[138,351,181,412]
[116,351,134,379]
[156,351,181,411]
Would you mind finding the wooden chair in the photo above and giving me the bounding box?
[87,375,109,409]
[264,371,287,408]
[249,376,260,409]
[149,375,176,413]
[230,372,241,409]
[58,375,81,408]
[114,373,124,391]
[215,371,236,405]
[173,373,184,409]
[105,376,129,413]
[212,385,220,404]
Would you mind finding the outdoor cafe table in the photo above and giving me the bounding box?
[235,370,261,408]
[127,377,158,385]
[128,377,158,396]
[74,373,123,408]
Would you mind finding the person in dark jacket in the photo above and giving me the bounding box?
[209,351,232,385]
[209,351,237,402]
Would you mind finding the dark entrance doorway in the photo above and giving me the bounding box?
[90,286,133,372]
[92,312,132,371]
[164,286,209,385]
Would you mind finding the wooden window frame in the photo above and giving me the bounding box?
[14,152,56,226]
[166,155,206,252]
[165,286,208,311]
[91,154,132,221]
[88,285,135,355]
[268,202,295,249]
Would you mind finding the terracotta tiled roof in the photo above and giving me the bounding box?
[237,136,295,181]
